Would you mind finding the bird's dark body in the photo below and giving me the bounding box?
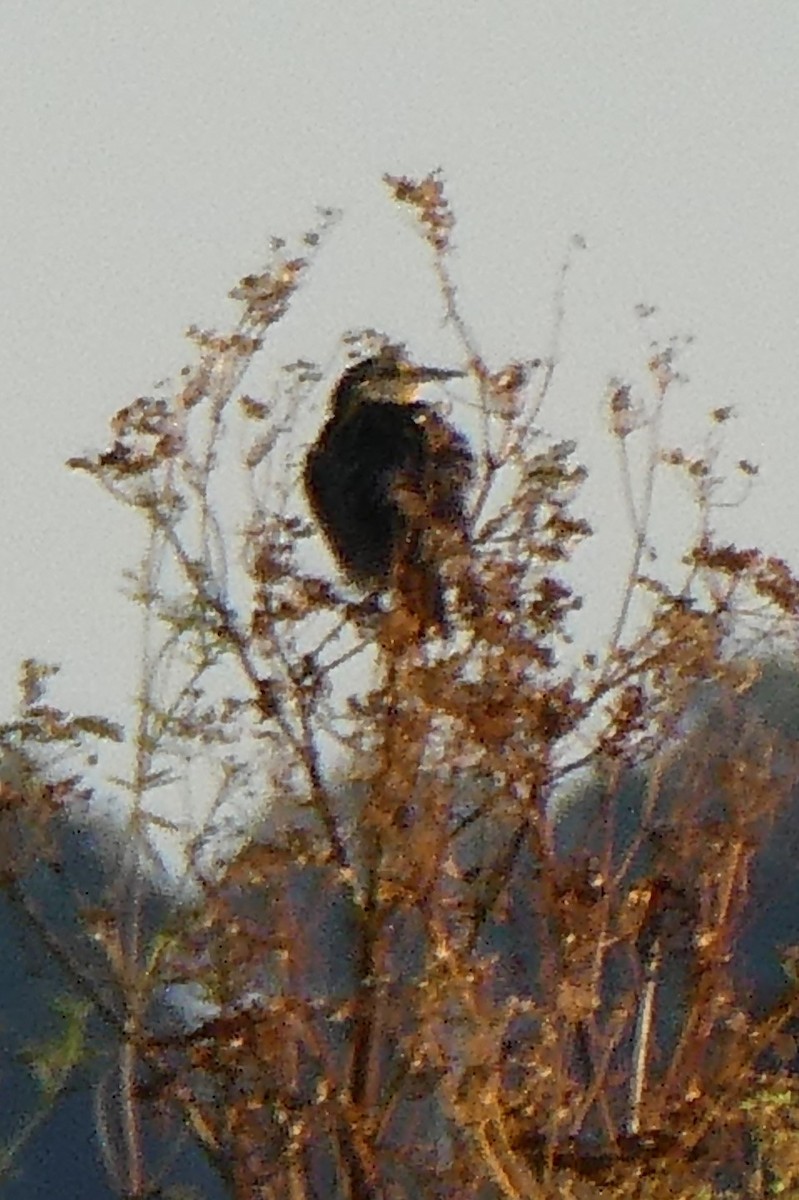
[304,398,428,584]
[304,351,479,633]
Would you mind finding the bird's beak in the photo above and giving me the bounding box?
[410,366,465,382]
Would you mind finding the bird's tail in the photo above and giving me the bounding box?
[393,529,487,638]
[393,534,449,636]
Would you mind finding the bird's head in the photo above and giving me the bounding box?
[331,347,463,419]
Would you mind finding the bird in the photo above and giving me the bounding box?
[304,346,482,634]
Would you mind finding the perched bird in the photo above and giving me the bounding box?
[304,346,481,633]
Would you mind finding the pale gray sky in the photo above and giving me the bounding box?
[2,0,798,751]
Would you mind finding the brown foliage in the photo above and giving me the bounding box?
[6,177,799,1198]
